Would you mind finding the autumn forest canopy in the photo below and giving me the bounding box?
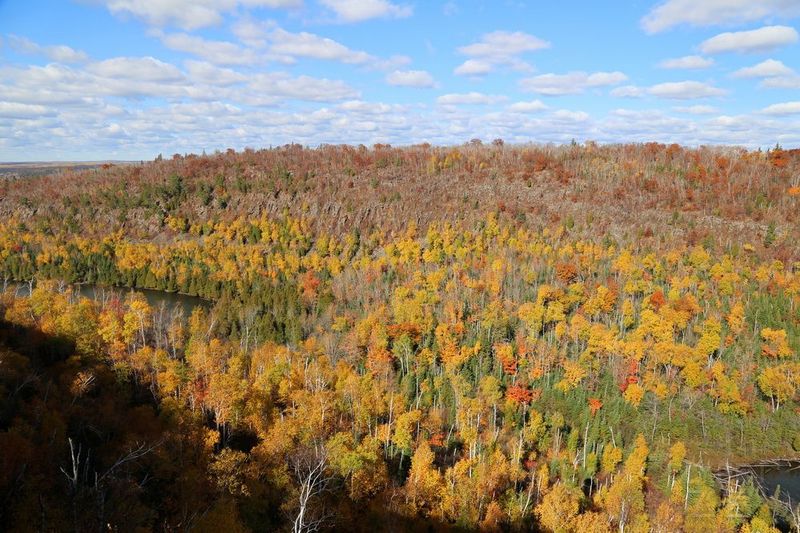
[1,141,800,532]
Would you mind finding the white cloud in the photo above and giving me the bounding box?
[5,93,800,161]
[507,100,548,113]
[8,35,88,63]
[99,0,301,29]
[552,109,589,122]
[454,59,492,76]
[761,75,800,88]
[674,104,719,114]
[159,32,259,65]
[437,92,507,105]
[0,62,192,104]
[339,100,408,114]
[86,56,184,82]
[231,18,267,47]
[520,71,627,95]
[229,21,408,69]
[732,58,794,78]
[319,0,412,23]
[761,101,800,115]
[699,25,799,54]
[587,72,628,85]
[459,30,550,58]
[658,55,714,69]
[610,85,644,98]
[269,28,373,63]
[642,0,800,33]
[0,54,359,113]
[268,27,409,69]
[454,30,549,76]
[385,70,436,88]
[648,81,726,99]
[184,60,247,86]
[0,102,55,119]
[247,72,359,102]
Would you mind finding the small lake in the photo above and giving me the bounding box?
[752,462,800,503]
[4,281,209,318]
[718,460,800,516]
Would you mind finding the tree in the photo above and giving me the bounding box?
[535,483,581,533]
[757,363,798,411]
[289,443,332,533]
[405,440,443,517]
[603,435,649,533]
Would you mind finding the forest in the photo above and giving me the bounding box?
[1,141,799,532]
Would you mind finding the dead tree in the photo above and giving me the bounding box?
[290,443,332,533]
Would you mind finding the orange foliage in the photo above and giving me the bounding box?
[555,262,578,284]
[649,290,666,310]
[506,384,535,405]
[588,397,603,416]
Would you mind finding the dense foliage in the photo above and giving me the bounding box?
[1,142,799,532]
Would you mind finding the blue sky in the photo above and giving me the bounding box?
[1,0,799,161]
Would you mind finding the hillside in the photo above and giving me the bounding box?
[1,142,799,532]
[1,143,797,249]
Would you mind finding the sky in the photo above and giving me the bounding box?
[1,0,800,161]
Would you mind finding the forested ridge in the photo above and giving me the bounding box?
[1,142,800,532]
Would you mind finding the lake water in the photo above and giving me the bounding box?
[4,281,209,317]
[752,462,800,504]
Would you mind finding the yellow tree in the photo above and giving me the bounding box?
[757,363,798,411]
[405,439,443,517]
[534,482,581,533]
[602,434,649,533]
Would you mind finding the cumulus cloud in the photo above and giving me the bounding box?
[229,21,408,69]
[520,71,628,95]
[674,105,719,114]
[184,60,248,86]
[7,35,88,63]
[551,109,589,122]
[5,90,800,161]
[658,55,713,69]
[437,92,507,105]
[247,72,359,102]
[87,56,184,82]
[318,0,412,23]
[454,59,493,77]
[158,32,260,65]
[610,85,644,98]
[699,26,799,54]
[641,0,800,33]
[761,75,800,88]
[732,59,794,78]
[269,27,372,63]
[0,102,56,119]
[385,70,437,88]
[761,101,800,115]
[648,81,726,99]
[0,52,358,114]
[454,31,549,76]
[269,27,409,69]
[727,58,800,89]
[1,62,192,104]
[99,0,301,30]
[507,100,549,113]
[458,30,550,58]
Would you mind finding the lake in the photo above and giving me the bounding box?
[4,281,209,318]
[752,462,800,504]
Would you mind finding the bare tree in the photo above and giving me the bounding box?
[60,437,161,531]
[238,305,259,357]
[290,443,332,533]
